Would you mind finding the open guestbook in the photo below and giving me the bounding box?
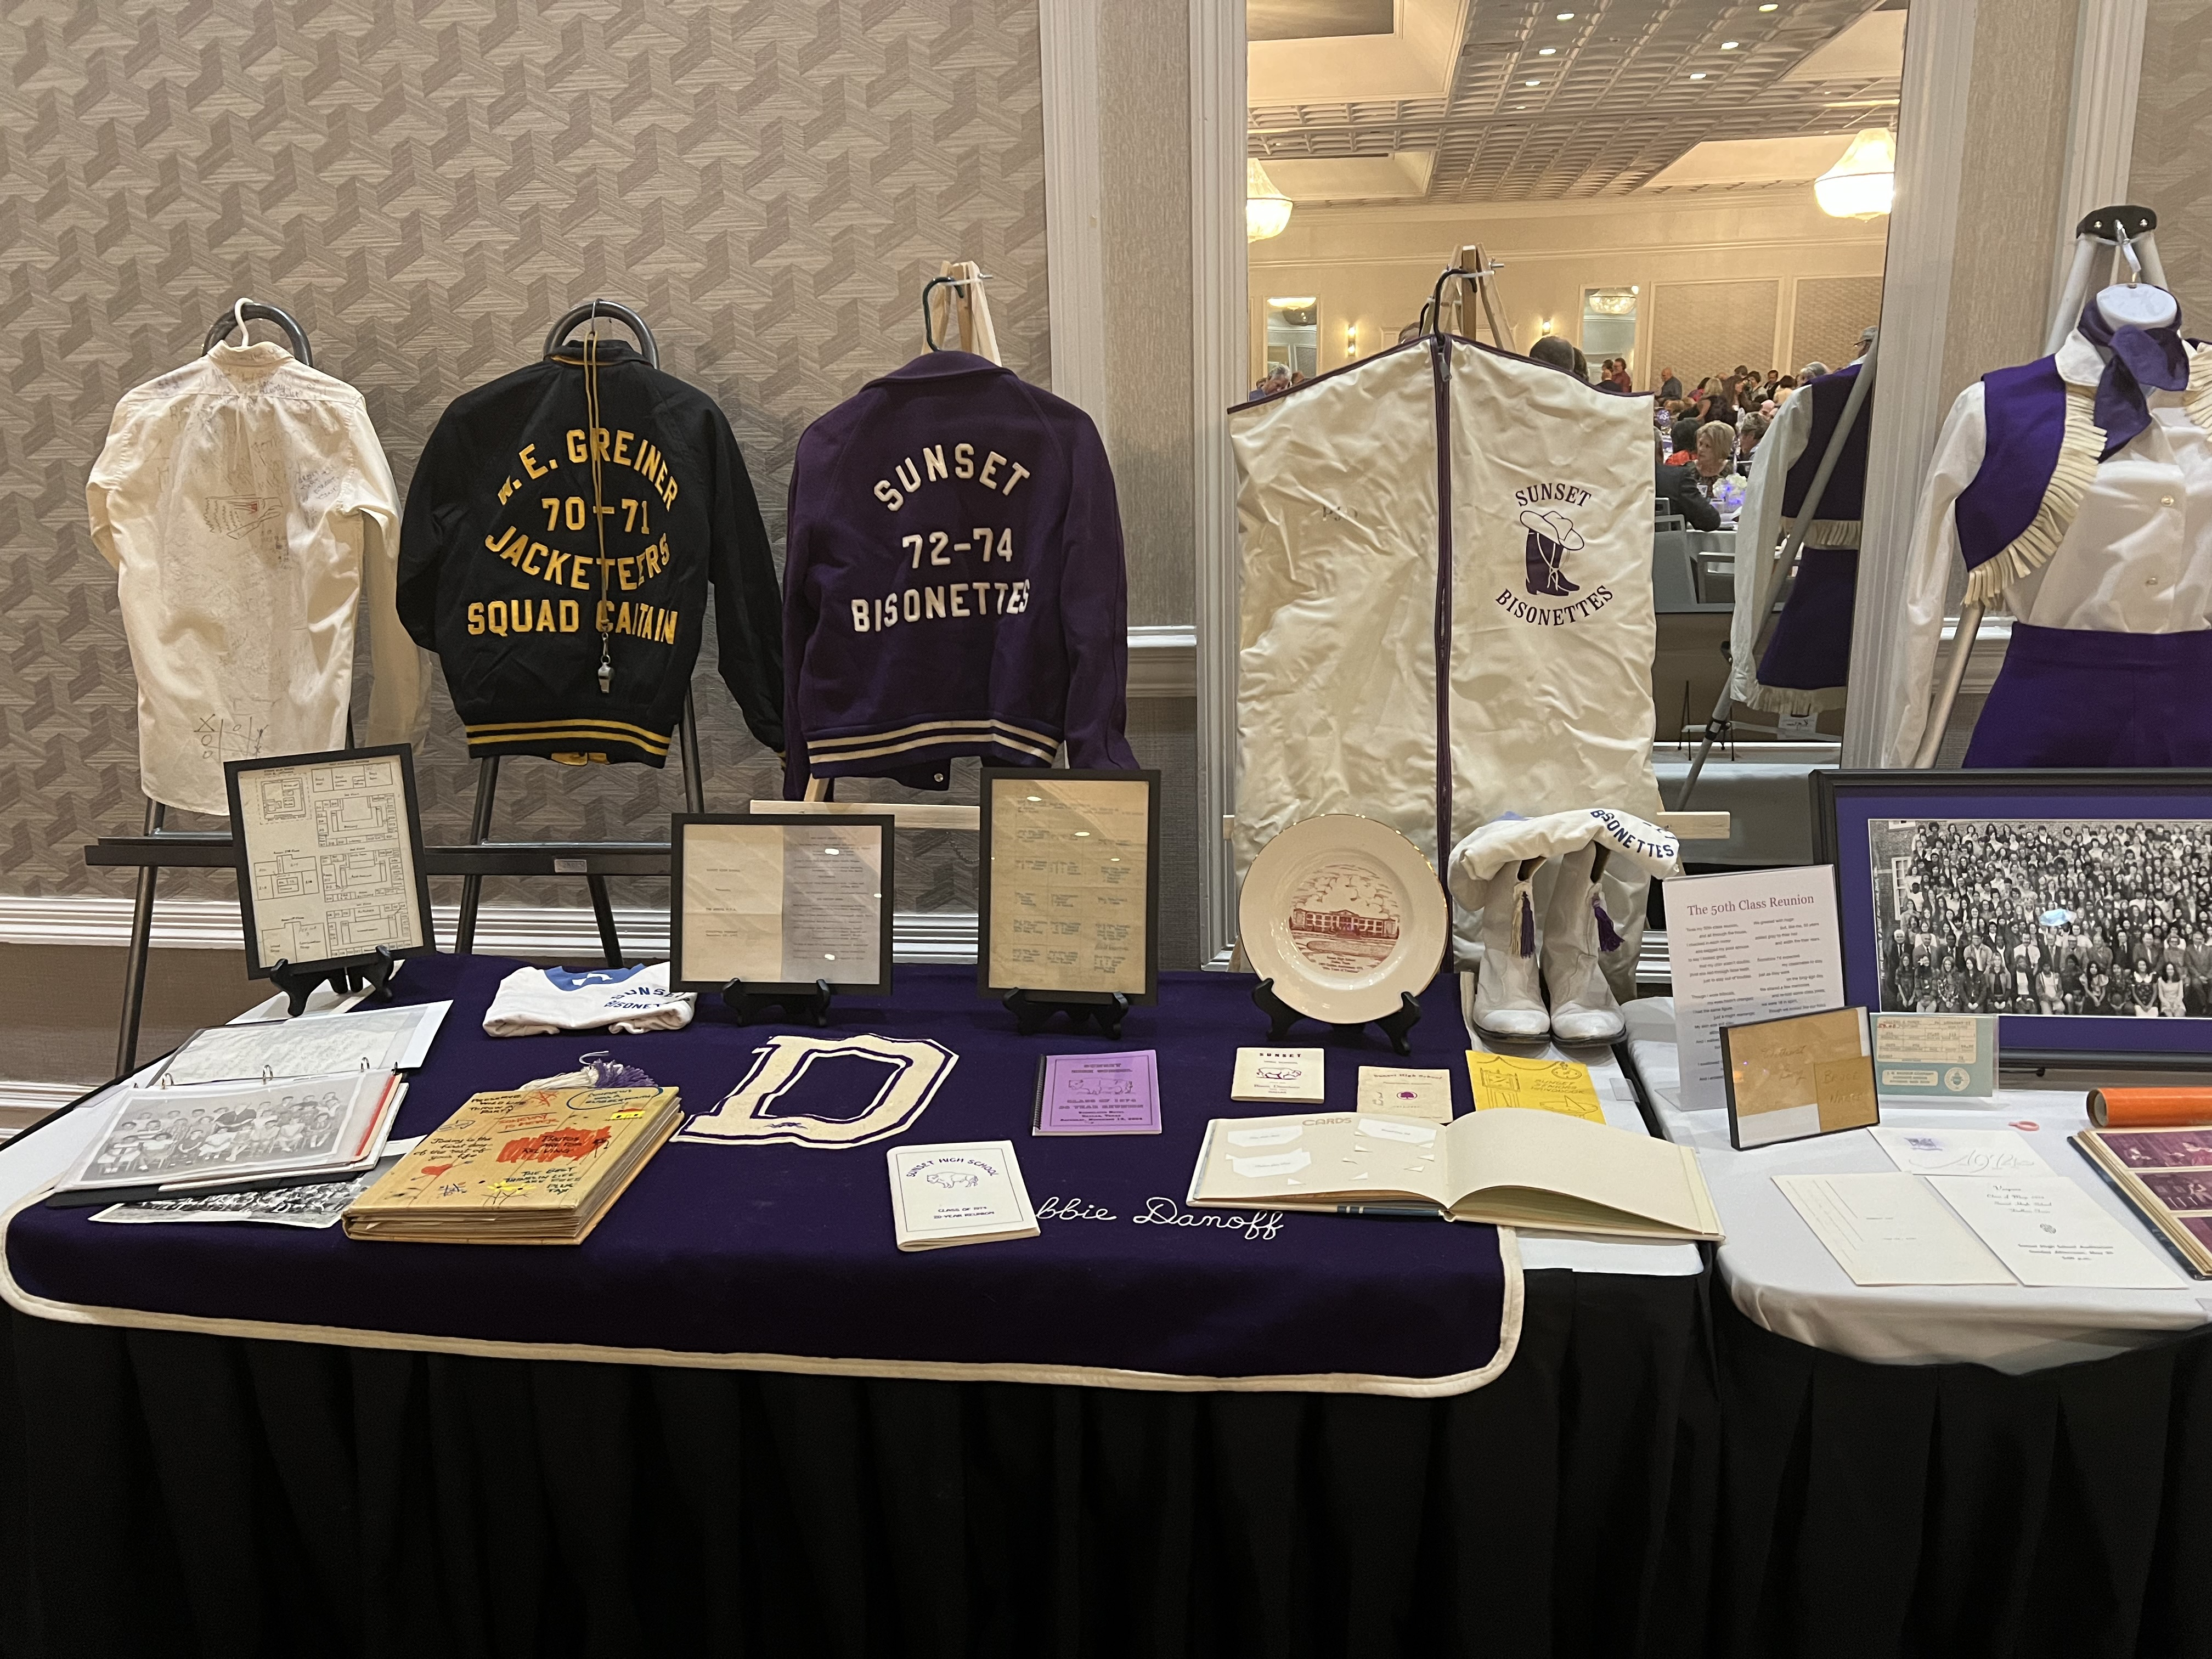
[1187,1107,1723,1242]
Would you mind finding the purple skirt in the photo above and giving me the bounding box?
[1966,622,2212,767]
[1757,546,1858,692]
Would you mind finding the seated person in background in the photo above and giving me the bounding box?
[1657,442,1723,532]
[1737,411,1769,458]
[1666,413,1701,465]
[1658,365,1683,400]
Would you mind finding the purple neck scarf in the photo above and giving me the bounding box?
[2078,300,2189,459]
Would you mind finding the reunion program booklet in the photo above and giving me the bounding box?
[1186,1108,1722,1240]
[1231,1047,1325,1104]
[888,1141,1040,1250]
[1032,1052,1160,1135]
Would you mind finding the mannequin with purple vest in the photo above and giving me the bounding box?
[1886,281,2211,766]
[1726,342,1872,718]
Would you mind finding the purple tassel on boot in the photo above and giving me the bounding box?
[1593,894,1622,954]
[1518,888,1537,957]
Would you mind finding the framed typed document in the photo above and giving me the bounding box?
[224,746,434,979]
[979,769,1160,1002]
[671,813,895,995]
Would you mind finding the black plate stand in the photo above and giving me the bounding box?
[1251,977,1421,1057]
[1004,989,1131,1039]
[721,978,835,1028]
[268,946,397,1019]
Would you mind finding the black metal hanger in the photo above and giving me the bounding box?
[1418,266,1479,338]
[203,298,312,365]
[543,299,659,369]
[921,270,991,351]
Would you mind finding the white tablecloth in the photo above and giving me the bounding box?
[1622,998,2212,1372]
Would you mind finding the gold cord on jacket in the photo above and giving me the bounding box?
[584,331,613,692]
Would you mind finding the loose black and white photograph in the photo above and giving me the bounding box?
[1868,817,2212,1019]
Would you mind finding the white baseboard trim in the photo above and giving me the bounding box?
[0,894,981,964]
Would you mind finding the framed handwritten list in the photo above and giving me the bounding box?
[979,770,1160,1002]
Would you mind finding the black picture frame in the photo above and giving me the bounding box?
[979,769,1161,1004]
[224,744,434,981]
[1719,1005,1880,1150]
[669,812,896,997]
[1813,768,2212,1069]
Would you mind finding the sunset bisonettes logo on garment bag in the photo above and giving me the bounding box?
[1497,481,1615,625]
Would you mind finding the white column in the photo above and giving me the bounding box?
[1188,0,1245,966]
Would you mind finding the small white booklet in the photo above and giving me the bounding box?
[1232,1047,1325,1104]
[1774,1173,2013,1285]
[1356,1066,1454,1122]
[157,1001,450,1088]
[887,1141,1040,1251]
[1872,1126,2052,1178]
[1929,1176,2180,1289]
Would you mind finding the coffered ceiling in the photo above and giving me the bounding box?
[1249,1,1907,201]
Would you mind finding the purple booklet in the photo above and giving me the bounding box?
[1032,1051,1161,1135]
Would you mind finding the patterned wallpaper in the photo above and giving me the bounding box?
[0,0,1049,917]
[1648,279,1782,389]
[2133,0,2212,331]
[1788,275,1884,376]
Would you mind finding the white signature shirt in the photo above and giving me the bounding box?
[86,341,427,815]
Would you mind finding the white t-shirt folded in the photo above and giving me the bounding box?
[482,963,696,1037]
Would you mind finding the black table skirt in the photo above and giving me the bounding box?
[0,1269,1717,1659]
[12,1264,2212,1658]
[1712,1288,2212,1659]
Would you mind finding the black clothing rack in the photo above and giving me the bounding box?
[87,300,705,1073]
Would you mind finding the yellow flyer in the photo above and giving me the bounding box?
[1465,1053,1606,1124]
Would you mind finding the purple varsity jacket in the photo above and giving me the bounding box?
[781,351,1137,795]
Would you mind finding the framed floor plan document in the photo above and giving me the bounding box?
[979,769,1160,1002]
[671,814,895,995]
[224,746,433,979]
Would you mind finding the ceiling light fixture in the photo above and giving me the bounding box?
[1525,77,1541,86]
[1556,10,1574,18]
[1814,127,1897,219]
[1758,3,1777,9]
[1538,46,1556,55]
[1720,40,1739,49]
[1246,159,1292,241]
[1688,71,1706,79]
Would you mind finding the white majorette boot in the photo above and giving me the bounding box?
[1467,856,1553,1039]
[1450,807,1683,1043]
[1544,843,1628,1043]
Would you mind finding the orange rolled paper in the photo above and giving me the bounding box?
[2087,1088,2212,1128]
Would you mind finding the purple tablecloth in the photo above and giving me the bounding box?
[3,955,1516,1393]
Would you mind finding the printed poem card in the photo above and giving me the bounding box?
[1667,866,1845,1113]
[1034,1052,1161,1135]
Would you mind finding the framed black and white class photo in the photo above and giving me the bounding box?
[223,745,434,980]
[1815,769,2212,1069]
[979,769,1161,1002]
[670,812,895,995]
